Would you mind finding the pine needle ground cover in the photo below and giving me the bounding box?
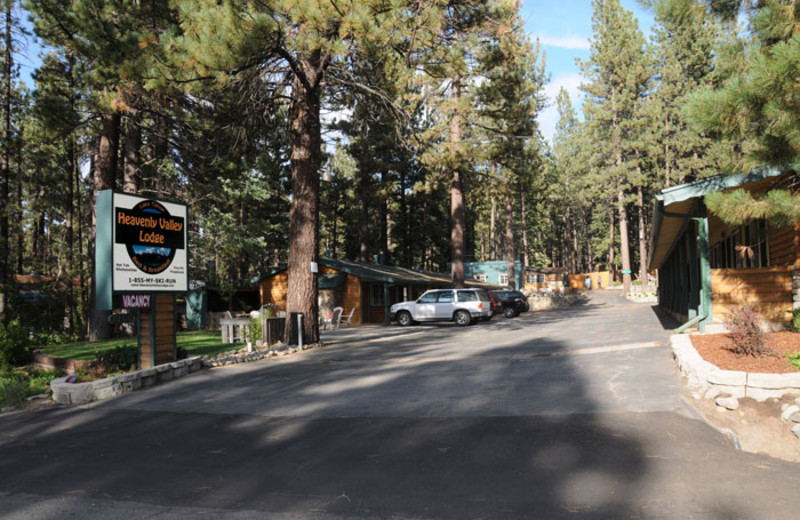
[40,330,238,361]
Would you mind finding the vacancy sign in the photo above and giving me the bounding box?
[96,191,188,309]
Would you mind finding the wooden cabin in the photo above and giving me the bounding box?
[256,257,496,325]
[648,167,800,330]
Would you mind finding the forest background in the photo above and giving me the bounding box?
[0,0,797,344]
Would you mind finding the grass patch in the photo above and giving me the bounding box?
[40,330,240,361]
[0,367,63,408]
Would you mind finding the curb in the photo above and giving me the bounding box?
[671,334,800,401]
[50,357,203,405]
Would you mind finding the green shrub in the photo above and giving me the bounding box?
[789,351,800,371]
[245,316,262,343]
[723,304,770,357]
[0,375,29,408]
[0,320,31,367]
[93,345,138,374]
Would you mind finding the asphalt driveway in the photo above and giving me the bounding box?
[1,291,799,519]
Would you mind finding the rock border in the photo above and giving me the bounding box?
[49,342,323,406]
[671,334,800,401]
[51,357,204,405]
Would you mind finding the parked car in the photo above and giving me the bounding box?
[490,290,530,318]
[390,288,492,326]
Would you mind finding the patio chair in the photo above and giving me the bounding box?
[341,306,356,327]
[328,306,344,329]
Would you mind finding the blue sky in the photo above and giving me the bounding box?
[521,0,655,141]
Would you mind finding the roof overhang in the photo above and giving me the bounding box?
[648,167,786,271]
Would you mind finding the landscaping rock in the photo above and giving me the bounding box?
[704,387,720,400]
[793,424,800,441]
[781,405,800,424]
[715,396,739,410]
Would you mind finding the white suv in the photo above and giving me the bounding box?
[390,288,492,326]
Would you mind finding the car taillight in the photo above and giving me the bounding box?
[478,303,483,310]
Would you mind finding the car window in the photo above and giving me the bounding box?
[437,290,454,303]
[417,292,438,304]
[457,290,477,302]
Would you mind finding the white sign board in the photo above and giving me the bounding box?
[111,193,188,293]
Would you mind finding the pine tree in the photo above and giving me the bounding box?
[580,0,651,293]
[683,0,800,224]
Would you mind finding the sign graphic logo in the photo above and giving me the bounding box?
[115,199,185,275]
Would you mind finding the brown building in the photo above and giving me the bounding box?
[256,257,496,325]
[649,167,800,331]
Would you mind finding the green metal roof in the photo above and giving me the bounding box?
[657,166,784,206]
[254,257,498,289]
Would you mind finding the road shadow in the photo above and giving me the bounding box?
[0,297,796,519]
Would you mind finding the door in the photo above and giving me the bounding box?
[434,290,456,319]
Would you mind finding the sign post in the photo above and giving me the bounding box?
[96,191,189,369]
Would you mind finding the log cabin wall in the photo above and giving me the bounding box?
[259,272,288,310]
[710,266,794,324]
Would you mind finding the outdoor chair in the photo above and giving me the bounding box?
[328,306,344,329]
[341,306,356,327]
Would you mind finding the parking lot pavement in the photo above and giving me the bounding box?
[2,290,800,519]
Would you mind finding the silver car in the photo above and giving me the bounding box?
[390,288,492,326]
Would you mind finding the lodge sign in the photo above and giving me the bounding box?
[95,191,189,310]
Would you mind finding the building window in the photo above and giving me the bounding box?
[474,273,487,282]
[526,273,536,284]
[370,284,385,306]
[498,274,509,286]
[711,220,769,269]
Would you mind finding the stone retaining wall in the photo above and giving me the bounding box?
[51,357,203,405]
[672,334,800,401]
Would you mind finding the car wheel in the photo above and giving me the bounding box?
[454,310,471,326]
[397,311,413,327]
[504,307,516,319]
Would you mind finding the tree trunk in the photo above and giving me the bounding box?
[608,203,615,278]
[505,188,515,289]
[123,109,141,194]
[637,185,649,287]
[520,183,529,267]
[358,170,369,262]
[0,2,12,293]
[88,113,120,341]
[285,53,322,344]
[450,77,465,288]
[618,189,632,295]
[489,191,497,259]
[65,130,76,334]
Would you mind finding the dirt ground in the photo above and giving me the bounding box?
[685,388,800,463]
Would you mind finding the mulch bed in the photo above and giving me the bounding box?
[690,331,800,374]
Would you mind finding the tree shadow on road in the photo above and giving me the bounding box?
[0,299,794,519]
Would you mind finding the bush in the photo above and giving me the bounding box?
[0,320,31,367]
[245,316,262,343]
[723,304,770,357]
[789,351,800,371]
[0,377,28,408]
[93,345,138,374]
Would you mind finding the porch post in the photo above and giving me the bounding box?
[695,214,712,333]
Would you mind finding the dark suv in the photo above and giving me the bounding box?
[490,290,529,318]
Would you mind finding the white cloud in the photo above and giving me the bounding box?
[539,73,585,143]
[537,34,591,51]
